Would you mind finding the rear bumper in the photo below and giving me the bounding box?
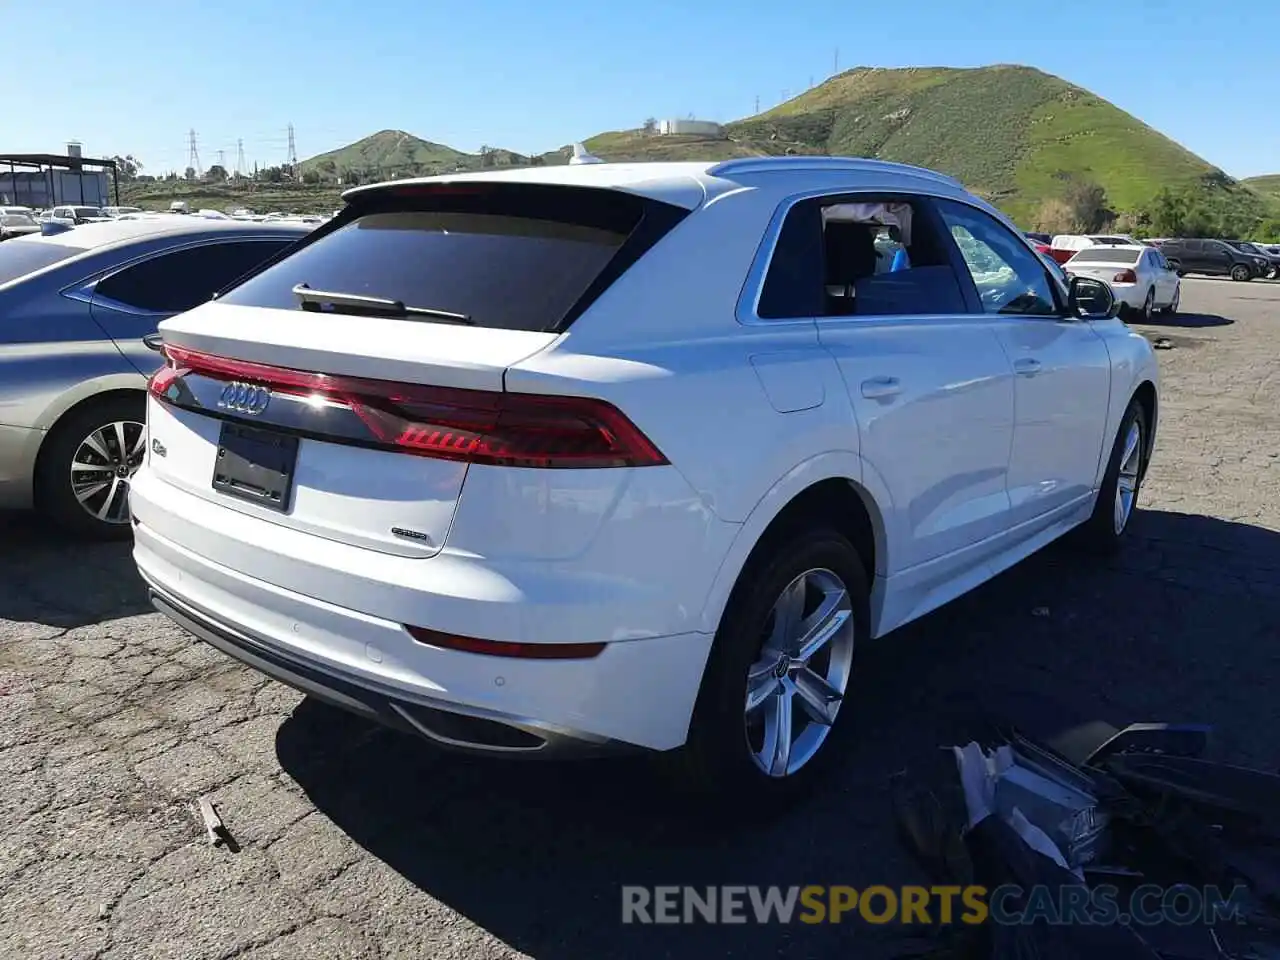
[131,479,716,753]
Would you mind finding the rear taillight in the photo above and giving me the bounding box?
[155,344,667,469]
[1113,269,1138,284]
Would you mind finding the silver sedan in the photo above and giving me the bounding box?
[0,218,312,538]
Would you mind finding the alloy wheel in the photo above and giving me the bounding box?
[1113,420,1143,535]
[744,568,855,778]
[70,420,146,525]
[1143,288,1154,320]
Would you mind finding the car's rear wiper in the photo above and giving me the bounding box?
[291,283,473,324]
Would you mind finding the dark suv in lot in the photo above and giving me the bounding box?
[1159,238,1268,281]
[1224,240,1280,279]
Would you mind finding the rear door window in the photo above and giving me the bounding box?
[218,184,688,332]
[756,194,970,319]
[94,239,295,314]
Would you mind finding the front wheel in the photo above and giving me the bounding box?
[36,395,147,540]
[1140,287,1155,321]
[1075,399,1146,555]
[1160,285,1180,315]
[1230,264,1252,282]
[672,528,869,801]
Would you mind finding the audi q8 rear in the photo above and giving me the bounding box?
[133,159,1152,797]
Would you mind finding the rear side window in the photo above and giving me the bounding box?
[94,239,295,314]
[219,184,688,332]
[756,195,969,319]
[0,241,87,286]
[1070,247,1141,264]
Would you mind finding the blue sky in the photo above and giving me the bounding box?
[8,0,1278,177]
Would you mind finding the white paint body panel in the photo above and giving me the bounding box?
[132,158,1159,751]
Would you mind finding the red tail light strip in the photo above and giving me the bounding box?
[405,625,605,660]
[148,344,667,469]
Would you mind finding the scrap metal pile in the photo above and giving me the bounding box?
[890,696,1280,959]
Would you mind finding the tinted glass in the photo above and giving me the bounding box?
[221,209,632,332]
[73,207,101,218]
[0,241,87,286]
[758,202,822,319]
[936,200,1058,316]
[94,240,294,313]
[1070,247,1141,264]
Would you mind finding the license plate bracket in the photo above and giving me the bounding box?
[212,422,299,512]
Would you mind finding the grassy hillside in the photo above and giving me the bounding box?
[297,129,468,178]
[120,179,343,215]
[119,66,1277,235]
[1244,175,1280,202]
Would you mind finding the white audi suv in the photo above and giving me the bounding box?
[131,157,1159,796]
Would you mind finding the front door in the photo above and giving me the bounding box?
[934,199,1111,529]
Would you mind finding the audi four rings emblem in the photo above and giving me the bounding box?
[217,381,271,416]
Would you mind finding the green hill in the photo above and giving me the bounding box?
[297,129,470,178]
[571,65,1263,226]
[1244,175,1280,202]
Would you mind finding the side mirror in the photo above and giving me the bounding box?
[142,332,164,352]
[1067,275,1115,320]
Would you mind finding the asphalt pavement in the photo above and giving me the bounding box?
[2,277,1278,959]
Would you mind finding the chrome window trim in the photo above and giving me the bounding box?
[734,185,1060,327]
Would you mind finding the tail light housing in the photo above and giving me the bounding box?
[1113,269,1138,284]
[148,344,667,469]
[405,625,604,660]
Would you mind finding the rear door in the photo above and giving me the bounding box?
[935,198,1111,528]
[89,237,298,370]
[771,192,1016,571]
[144,183,690,558]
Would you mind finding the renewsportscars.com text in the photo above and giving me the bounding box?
[621,884,1250,926]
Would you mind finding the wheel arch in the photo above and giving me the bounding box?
[697,452,893,639]
[1132,379,1158,483]
[32,385,147,508]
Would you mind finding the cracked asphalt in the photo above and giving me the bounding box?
[2,277,1279,960]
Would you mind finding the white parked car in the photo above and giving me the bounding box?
[1065,244,1181,320]
[132,158,1159,796]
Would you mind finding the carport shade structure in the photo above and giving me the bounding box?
[0,153,120,208]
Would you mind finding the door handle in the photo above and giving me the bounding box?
[860,376,901,399]
[1014,358,1042,377]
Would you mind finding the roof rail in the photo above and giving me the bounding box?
[706,156,963,188]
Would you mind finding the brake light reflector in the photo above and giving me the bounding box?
[405,625,605,660]
[1113,269,1138,284]
[156,344,667,469]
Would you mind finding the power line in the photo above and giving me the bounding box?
[187,129,201,174]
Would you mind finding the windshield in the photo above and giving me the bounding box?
[0,240,87,286]
[73,207,102,218]
[1,214,34,226]
[1069,247,1141,264]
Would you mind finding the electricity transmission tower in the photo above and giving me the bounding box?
[216,149,226,171]
[187,129,201,175]
[236,139,247,177]
[286,123,298,171]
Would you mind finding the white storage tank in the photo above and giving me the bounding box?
[657,119,724,137]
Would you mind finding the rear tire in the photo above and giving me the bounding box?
[667,527,870,805]
[36,395,147,541]
[1141,287,1155,321]
[1074,399,1146,556]
[1230,264,1252,282]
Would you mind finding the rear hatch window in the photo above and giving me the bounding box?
[1070,247,1140,264]
[218,183,689,332]
[0,240,87,286]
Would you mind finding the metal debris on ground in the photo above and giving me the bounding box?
[196,796,231,848]
[890,694,1280,958]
